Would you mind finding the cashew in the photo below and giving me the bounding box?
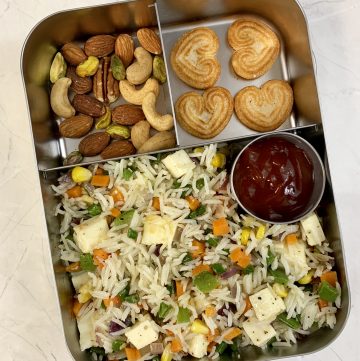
[50,77,75,118]
[142,92,174,131]
[131,120,151,149]
[138,131,176,153]
[120,78,160,105]
[126,47,153,85]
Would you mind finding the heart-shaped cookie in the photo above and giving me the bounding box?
[228,17,280,79]
[234,80,293,132]
[175,87,233,139]
[171,27,221,89]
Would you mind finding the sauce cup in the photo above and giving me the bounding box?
[230,132,326,224]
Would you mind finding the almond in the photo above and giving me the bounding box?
[59,114,93,138]
[84,35,115,57]
[112,104,145,125]
[137,28,162,55]
[115,34,134,67]
[61,43,87,65]
[79,132,110,156]
[66,66,92,94]
[73,94,106,117]
[100,140,136,159]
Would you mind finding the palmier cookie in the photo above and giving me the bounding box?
[175,87,233,139]
[228,17,280,79]
[171,27,221,89]
[234,80,293,132]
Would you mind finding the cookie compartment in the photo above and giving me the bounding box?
[157,0,322,147]
[22,0,178,172]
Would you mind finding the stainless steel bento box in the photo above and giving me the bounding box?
[22,1,350,360]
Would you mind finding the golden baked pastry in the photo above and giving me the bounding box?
[171,27,221,89]
[234,80,293,132]
[227,17,280,79]
[175,87,233,139]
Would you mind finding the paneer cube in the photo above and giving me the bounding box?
[283,240,310,281]
[300,212,325,246]
[141,215,177,246]
[162,150,196,178]
[125,320,159,349]
[74,215,109,253]
[77,311,96,351]
[249,287,285,321]
[188,334,209,358]
[243,318,277,347]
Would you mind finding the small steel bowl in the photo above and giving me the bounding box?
[230,132,326,224]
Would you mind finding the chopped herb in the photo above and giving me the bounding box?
[182,253,193,264]
[173,180,181,189]
[123,294,140,303]
[177,307,191,323]
[267,336,277,347]
[223,248,230,255]
[196,178,205,190]
[123,168,133,180]
[113,209,135,226]
[127,228,138,240]
[152,357,161,361]
[166,281,175,295]
[266,251,275,266]
[181,186,192,198]
[277,313,301,329]
[204,228,212,235]
[216,342,228,355]
[79,253,96,272]
[87,347,105,356]
[118,284,130,301]
[193,271,219,293]
[112,339,124,352]
[101,301,106,309]
[211,263,226,275]
[269,268,288,285]
[243,265,254,275]
[157,302,172,319]
[206,237,220,247]
[318,281,339,302]
[188,204,206,219]
[87,203,102,217]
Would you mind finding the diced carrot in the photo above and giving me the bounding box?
[176,281,184,298]
[166,330,175,337]
[125,347,141,361]
[110,187,125,203]
[191,240,205,258]
[318,299,328,309]
[65,261,81,272]
[185,195,200,211]
[152,196,160,211]
[230,248,251,268]
[95,167,104,175]
[103,296,121,308]
[66,185,82,198]
[223,327,242,341]
[243,296,252,315]
[91,175,110,187]
[205,306,216,317]
[171,338,182,353]
[285,233,298,245]
[72,300,83,317]
[192,264,212,276]
[93,248,110,269]
[207,328,220,343]
[207,342,216,353]
[212,217,230,236]
[111,207,121,218]
[320,271,337,287]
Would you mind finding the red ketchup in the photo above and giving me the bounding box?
[233,137,314,222]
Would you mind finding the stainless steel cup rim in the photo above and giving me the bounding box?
[230,132,326,224]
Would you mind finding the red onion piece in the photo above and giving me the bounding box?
[221,267,239,279]
[150,343,164,354]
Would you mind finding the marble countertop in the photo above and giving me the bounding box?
[0,0,358,360]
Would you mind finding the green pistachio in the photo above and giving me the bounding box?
[63,151,83,166]
[111,54,125,81]
[95,107,111,130]
[50,52,67,83]
[76,56,99,77]
[106,124,130,140]
[153,56,166,84]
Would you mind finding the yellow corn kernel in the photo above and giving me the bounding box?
[273,283,288,298]
[298,271,314,285]
[211,153,226,168]
[71,166,92,183]
[76,56,99,77]
[161,344,172,361]
[256,225,266,240]
[190,319,209,335]
[240,227,251,245]
[78,283,92,303]
[194,147,204,154]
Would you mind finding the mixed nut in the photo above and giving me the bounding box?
[49,29,176,165]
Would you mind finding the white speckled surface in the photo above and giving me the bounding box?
[0,0,358,360]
